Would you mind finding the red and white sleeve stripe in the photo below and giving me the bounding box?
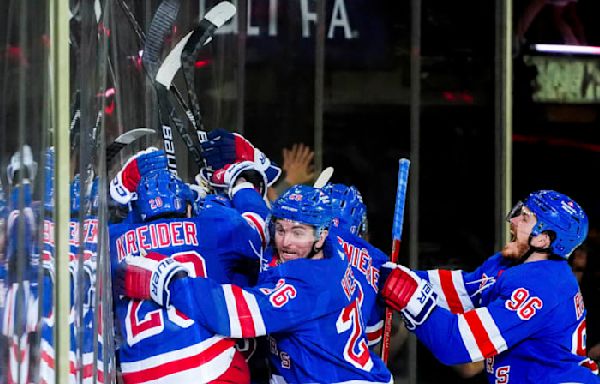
[223,284,267,338]
[366,320,383,347]
[120,336,236,384]
[457,308,507,361]
[428,269,474,314]
[242,212,268,247]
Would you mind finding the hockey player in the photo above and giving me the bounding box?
[2,145,40,384]
[117,184,393,383]
[322,182,388,348]
[380,190,600,383]
[199,130,388,351]
[109,145,273,383]
[38,158,102,384]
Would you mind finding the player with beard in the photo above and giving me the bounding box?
[379,190,600,383]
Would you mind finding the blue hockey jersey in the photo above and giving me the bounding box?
[321,227,388,348]
[38,216,101,384]
[168,235,392,384]
[415,253,600,383]
[109,204,266,384]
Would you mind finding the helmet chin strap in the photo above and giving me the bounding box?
[521,236,553,262]
[305,241,324,260]
[306,227,328,260]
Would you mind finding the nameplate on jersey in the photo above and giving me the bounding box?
[115,222,199,261]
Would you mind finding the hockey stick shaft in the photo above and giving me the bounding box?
[116,0,199,135]
[142,0,184,174]
[381,158,410,364]
[117,0,233,171]
[164,2,236,144]
[143,0,182,78]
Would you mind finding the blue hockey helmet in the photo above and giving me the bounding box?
[270,184,334,236]
[522,190,588,259]
[323,183,367,237]
[134,170,194,221]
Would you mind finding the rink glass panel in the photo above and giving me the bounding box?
[0,1,54,383]
[0,0,115,383]
[7,0,600,383]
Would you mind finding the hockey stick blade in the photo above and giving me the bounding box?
[313,167,334,189]
[156,1,236,88]
[143,0,183,78]
[106,128,155,164]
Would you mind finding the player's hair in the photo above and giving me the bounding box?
[524,190,588,259]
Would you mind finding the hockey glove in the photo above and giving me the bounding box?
[207,162,266,199]
[110,147,167,205]
[200,129,282,187]
[380,262,437,330]
[116,252,189,307]
[199,128,239,170]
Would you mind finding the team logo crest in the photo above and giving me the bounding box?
[561,200,577,214]
[478,273,495,291]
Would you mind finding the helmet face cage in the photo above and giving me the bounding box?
[135,170,193,221]
[269,185,334,239]
[523,190,588,259]
[324,183,368,237]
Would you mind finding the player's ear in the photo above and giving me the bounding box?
[315,229,328,248]
[531,231,551,249]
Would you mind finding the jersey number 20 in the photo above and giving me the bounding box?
[125,251,206,345]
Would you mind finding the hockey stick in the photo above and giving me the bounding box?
[69,90,82,155]
[381,158,410,364]
[105,128,155,165]
[157,2,236,144]
[117,0,234,173]
[115,0,193,128]
[313,166,334,189]
[142,0,184,174]
[179,2,236,140]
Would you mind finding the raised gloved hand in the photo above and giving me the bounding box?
[199,129,281,192]
[199,128,240,170]
[206,161,269,199]
[110,147,168,205]
[380,262,437,330]
[115,251,189,307]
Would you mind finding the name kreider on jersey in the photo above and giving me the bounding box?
[114,222,200,261]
